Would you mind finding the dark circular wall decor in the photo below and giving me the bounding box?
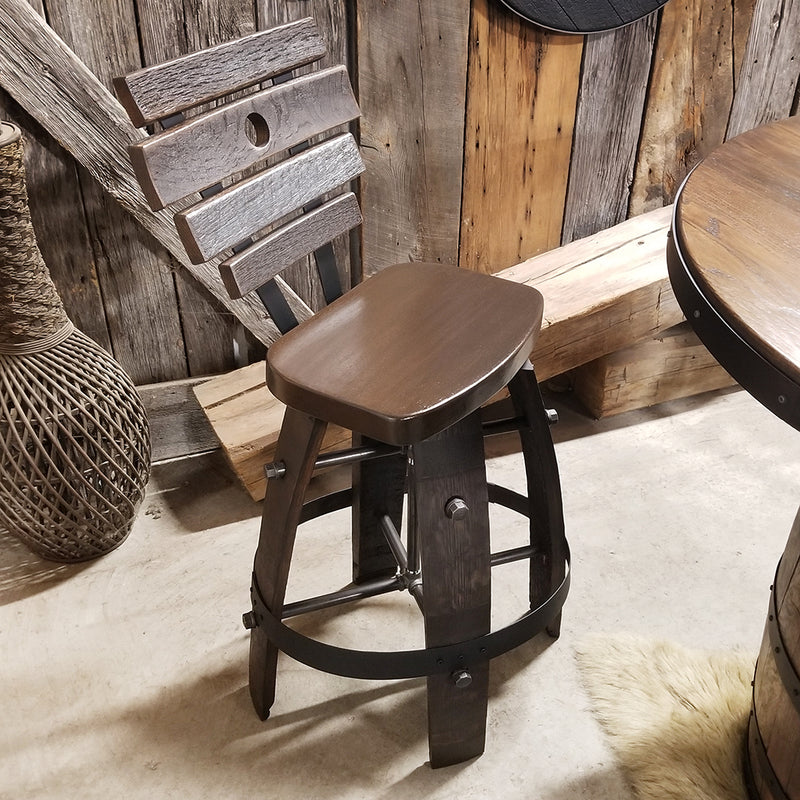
[499,0,671,33]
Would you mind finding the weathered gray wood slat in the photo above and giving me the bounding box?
[175,133,364,263]
[220,192,362,298]
[113,18,326,127]
[257,0,354,309]
[132,0,263,378]
[727,0,800,138]
[131,66,360,210]
[43,0,189,385]
[561,15,657,244]
[0,0,312,348]
[357,0,471,277]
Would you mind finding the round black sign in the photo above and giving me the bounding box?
[498,0,671,33]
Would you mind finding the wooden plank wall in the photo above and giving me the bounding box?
[1,0,798,389]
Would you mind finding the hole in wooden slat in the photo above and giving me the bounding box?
[245,113,270,147]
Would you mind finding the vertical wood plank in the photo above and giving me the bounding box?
[460,0,583,274]
[134,0,259,376]
[0,0,111,353]
[727,0,800,138]
[42,0,188,384]
[629,0,756,215]
[561,15,657,243]
[258,0,353,302]
[357,0,471,277]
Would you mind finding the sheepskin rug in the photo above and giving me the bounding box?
[575,635,755,800]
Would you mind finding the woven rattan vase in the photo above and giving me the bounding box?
[0,121,151,562]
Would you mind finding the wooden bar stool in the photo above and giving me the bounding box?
[115,18,569,768]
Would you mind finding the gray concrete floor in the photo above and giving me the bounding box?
[2,386,798,799]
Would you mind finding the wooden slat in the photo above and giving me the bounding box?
[175,132,364,263]
[196,204,680,499]
[43,0,189,385]
[561,15,657,243]
[113,19,326,127]
[629,0,757,215]
[0,0,312,348]
[460,0,583,273]
[358,0,471,277]
[727,0,800,138]
[571,322,737,418]
[131,65,360,210]
[133,0,263,378]
[220,192,362,299]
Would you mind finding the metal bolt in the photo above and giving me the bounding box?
[693,309,701,319]
[264,461,287,479]
[453,669,473,689]
[445,497,469,520]
[546,408,559,425]
[242,611,257,630]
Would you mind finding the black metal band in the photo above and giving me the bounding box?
[745,697,791,800]
[766,564,800,718]
[249,561,569,681]
[667,200,800,431]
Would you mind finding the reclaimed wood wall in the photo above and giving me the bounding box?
[0,0,798,386]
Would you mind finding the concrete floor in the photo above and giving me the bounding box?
[2,386,799,800]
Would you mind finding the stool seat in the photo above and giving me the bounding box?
[267,262,544,445]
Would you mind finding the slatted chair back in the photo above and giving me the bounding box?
[113,18,363,332]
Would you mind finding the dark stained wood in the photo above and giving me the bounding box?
[673,115,800,384]
[357,0,471,277]
[249,407,327,718]
[266,262,544,445]
[410,411,491,767]
[498,0,669,32]
[113,19,326,126]
[129,66,360,210]
[561,14,657,243]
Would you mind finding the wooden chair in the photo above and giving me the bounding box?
[115,18,569,768]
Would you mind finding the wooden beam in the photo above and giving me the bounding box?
[0,0,311,347]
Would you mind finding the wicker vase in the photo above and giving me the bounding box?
[0,121,151,562]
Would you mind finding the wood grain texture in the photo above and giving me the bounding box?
[132,0,262,380]
[461,0,583,273]
[561,15,657,243]
[42,0,189,384]
[114,19,326,126]
[674,115,800,383]
[220,192,362,299]
[629,0,757,215]
[0,0,311,348]
[174,133,364,263]
[727,0,800,138]
[358,0,471,277]
[131,66,360,210]
[571,322,737,418]
[498,0,669,32]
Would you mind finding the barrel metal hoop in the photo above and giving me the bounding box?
[766,566,800,718]
[745,690,792,800]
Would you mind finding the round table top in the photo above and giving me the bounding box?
[671,115,800,421]
[498,0,670,33]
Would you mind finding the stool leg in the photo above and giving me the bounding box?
[411,411,491,768]
[249,407,327,719]
[509,365,566,638]
[351,433,406,584]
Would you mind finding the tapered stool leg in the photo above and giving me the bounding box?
[509,364,566,638]
[248,407,327,719]
[352,434,407,584]
[411,411,491,767]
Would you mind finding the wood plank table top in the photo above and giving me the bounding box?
[498,0,670,32]
[668,114,800,429]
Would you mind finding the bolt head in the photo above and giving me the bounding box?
[445,497,469,520]
[453,669,473,689]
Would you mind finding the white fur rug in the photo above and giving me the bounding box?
[574,636,755,800]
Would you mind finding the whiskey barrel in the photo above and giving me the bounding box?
[746,508,800,800]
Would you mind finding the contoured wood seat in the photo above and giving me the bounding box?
[115,18,568,769]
